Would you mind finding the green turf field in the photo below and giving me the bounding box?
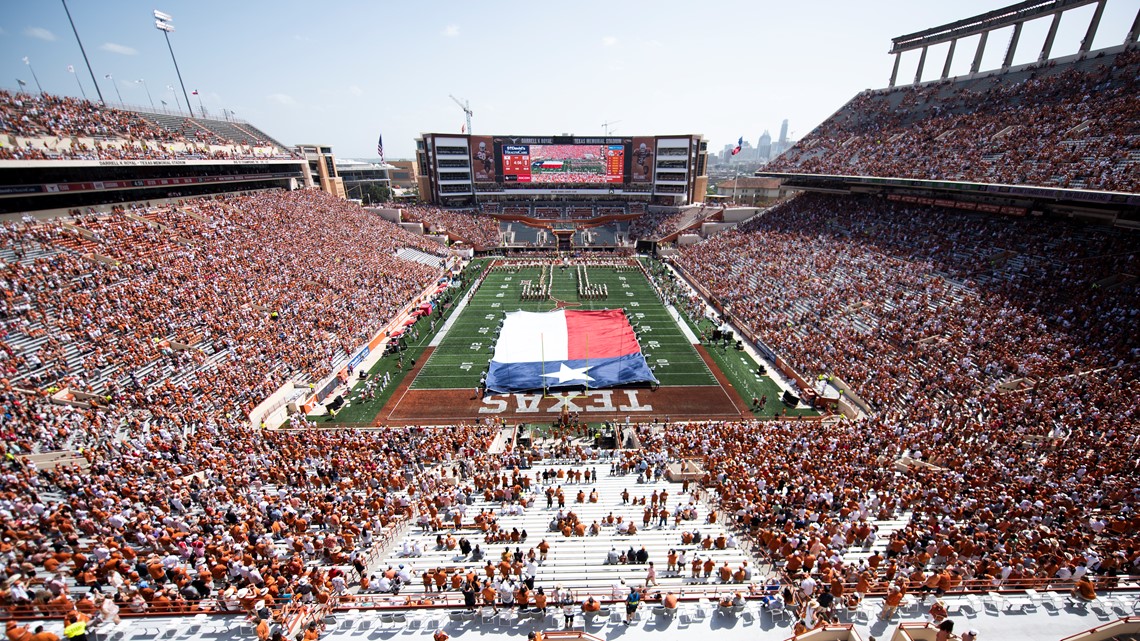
[316,257,817,425]
[411,263,718,389]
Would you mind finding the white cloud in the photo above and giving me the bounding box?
[442,25,459,37]
[267,93,297,106]
[100,42,138,56]
[25,27,56,41]
[602,36,618,47]
[348,85,363,96]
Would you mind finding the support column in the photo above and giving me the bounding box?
[941,39,957,80]
[970,30,989,74]
[1039,11,1063,61]
[1080,0,1106,53]
[1125,6,1140,45]
[889,52,902,87]
[914,46,928,84]
[1003,21,1024,69]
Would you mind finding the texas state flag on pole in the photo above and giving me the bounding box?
[485,309,657,394]
[731,136,743,155]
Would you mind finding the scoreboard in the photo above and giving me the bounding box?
[457,134,684,189]
[502,145,532,183]
[603,145,624,183]
[489,136,643,185]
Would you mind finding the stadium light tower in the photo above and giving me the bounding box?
[602,120,622,136]
[154,10,193,117]
[450,94,473,134]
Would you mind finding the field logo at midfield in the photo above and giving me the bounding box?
[479,389,653,414]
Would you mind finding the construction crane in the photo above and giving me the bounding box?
[450,94,473,134]
[601,119,622,136]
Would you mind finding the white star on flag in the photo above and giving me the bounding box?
[542,363,595,385]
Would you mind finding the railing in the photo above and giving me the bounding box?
[104,100,250,124]
[4,577,1136,624]
[781,623,857,641]
[1059,616,1140,641]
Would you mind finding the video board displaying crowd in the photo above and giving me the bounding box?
[473,136,660,186]
[502,144,624,184]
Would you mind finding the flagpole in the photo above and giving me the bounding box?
[584,334,589,397]
[136,79,154,110]
[540,332,546,397]
[105,74,123,104]
[23,58,44,97]
[71,67,87,100]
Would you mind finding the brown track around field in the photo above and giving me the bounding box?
[694,343,755,418]
[373,347,434,426]
[374,343,754,425]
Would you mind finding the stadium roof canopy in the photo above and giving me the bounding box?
[889,0,1098,53]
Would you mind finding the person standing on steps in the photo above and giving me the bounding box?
[624,585,641,624]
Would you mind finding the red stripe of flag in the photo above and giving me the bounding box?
[564,309,639,360]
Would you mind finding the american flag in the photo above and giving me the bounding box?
[376,134,385,163]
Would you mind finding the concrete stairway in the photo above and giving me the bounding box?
[369,461,764,596]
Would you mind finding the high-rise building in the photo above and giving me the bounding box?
[757,130,772,162]
[772,119,790,157]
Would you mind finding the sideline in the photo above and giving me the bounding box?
[665,303,700,344]
[429,269,483,347]
[659,261,802,399]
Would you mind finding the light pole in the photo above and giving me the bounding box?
[154,11,193,117]
[136,79,155,110]
[68,65,87,100]
[21,57,44,96]
[61,0,104,105]
[104,74,124,104]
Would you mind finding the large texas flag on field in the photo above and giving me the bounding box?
[485,309,657,393]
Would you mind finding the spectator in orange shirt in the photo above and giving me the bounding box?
[1072,576,1096,601]
[879,585,904,620]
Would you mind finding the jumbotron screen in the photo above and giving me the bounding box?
[502,144,624,184]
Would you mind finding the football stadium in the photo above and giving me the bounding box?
[1,2,1139,641]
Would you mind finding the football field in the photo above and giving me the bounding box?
[411,263,717,389]
[376,259,753,424]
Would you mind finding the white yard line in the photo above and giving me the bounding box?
[666,303,700,343]
[429,281,479,347]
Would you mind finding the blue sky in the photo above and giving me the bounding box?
[2,0,1137,159]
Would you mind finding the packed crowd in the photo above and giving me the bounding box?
[0,189,447,445]
[669,191,1139,601]
[0,176,1137,640]
[768,49,1140,192]
[1,91,167,140]
[678,193,1138,411]
[0,91,292,161]
[628,205,716,240]
[528,172,611,185]
[399,206,501,249]
[529,145,606,161]
[0,420,494,628]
